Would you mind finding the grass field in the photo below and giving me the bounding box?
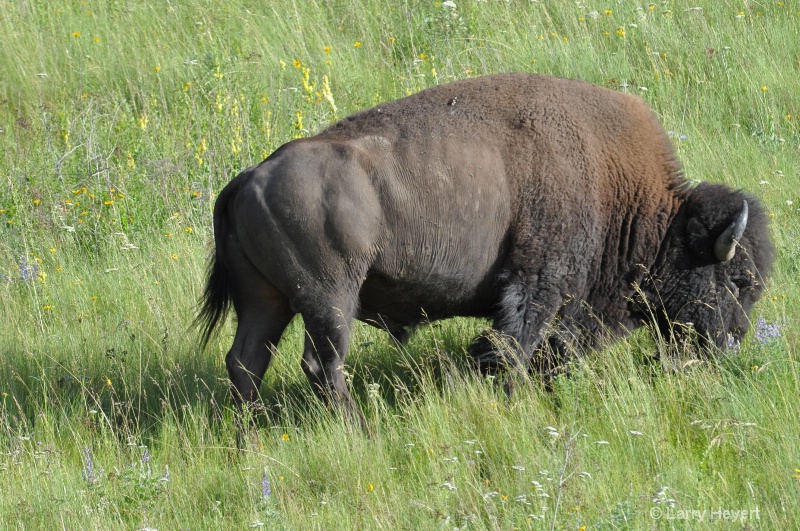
[1,0,798,528]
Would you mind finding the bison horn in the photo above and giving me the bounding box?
[714,200,748,262]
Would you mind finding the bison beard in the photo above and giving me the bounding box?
[197,73,774,427]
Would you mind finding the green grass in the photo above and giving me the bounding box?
[1,0,798,528]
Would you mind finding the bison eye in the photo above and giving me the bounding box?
[729,275,752,290]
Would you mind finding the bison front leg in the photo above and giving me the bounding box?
[528,335,576,392]
[300,304,367,430]
[470,272,563,391]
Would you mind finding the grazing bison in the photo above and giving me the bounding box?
[198,73,774,424]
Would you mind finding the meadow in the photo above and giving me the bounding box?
[1,0,798,528]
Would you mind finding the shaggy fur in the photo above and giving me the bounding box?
[197,73,774,423]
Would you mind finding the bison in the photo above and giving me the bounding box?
[197,73,774,425]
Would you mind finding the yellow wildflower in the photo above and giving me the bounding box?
[321,75,337,113]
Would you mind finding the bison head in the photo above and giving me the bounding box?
[647,183,775,351]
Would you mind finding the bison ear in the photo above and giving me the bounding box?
[686,216,709,256]
[686,200,749,263]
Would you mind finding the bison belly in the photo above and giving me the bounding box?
[354,136,514,327]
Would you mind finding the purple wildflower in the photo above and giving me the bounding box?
[262,469,271,498]
[17,256,37,282]
[754,315,782,344]
[726,334,741,352]
[141,448,150,464]
[83,446,96,483]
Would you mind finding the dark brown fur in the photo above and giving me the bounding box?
[197,74,774,424]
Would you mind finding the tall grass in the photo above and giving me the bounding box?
[1,0,798,528]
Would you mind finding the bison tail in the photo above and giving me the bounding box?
[196,251,232,348]
[195,187,236,349]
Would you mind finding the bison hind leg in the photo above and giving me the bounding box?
[387,324,417,346]
[300,299,368,431]
[225,283,294,411]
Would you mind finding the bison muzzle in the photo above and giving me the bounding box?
[197,73,774,426]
